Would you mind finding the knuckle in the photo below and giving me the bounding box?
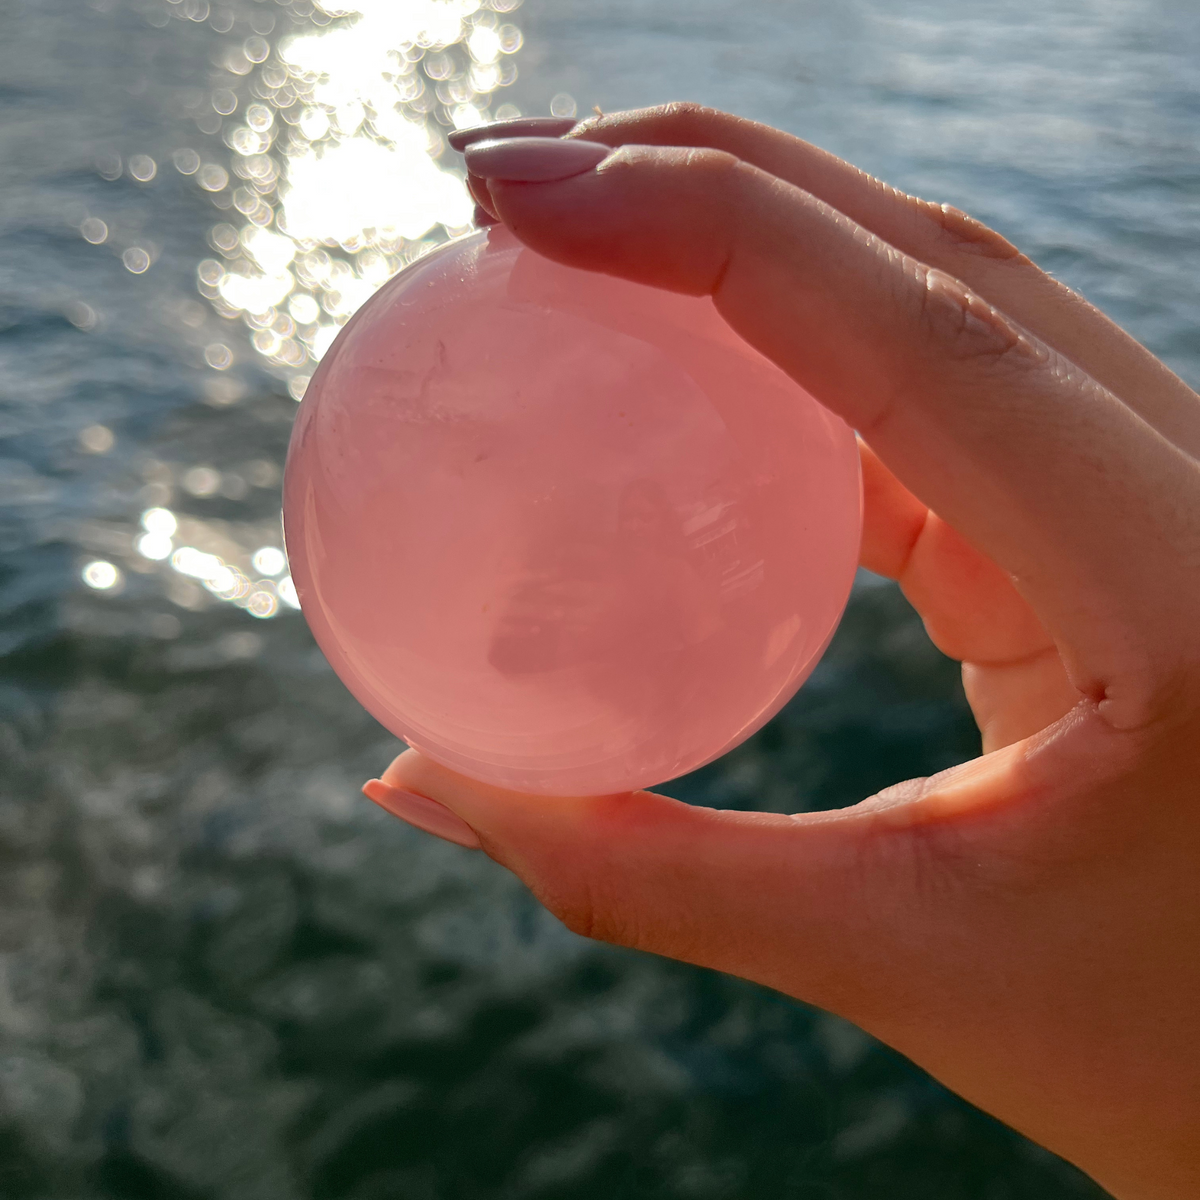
[683,144,743,180]
[540,877,636,947]
[913,198,1027,263]
[612,142,740,181]
[547,888,599,940]
[915,267,1039,367]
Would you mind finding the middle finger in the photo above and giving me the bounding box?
[456,105,1200,456]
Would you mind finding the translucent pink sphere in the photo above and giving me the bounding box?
[283,227,861,796]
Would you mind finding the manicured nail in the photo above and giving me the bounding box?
[448,116,577,152]
[362,779,482,850]
[467,170,499,218]
[465,137,611,183]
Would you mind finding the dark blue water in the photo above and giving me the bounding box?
[3,0,1197,1194]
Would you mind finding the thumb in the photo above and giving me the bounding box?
[366,746,1022,1025]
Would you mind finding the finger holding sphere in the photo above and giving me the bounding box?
[465,136,1200,731]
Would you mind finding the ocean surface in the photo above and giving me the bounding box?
[2,0,1197,1195]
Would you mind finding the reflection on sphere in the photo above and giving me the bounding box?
[284,227,861,795]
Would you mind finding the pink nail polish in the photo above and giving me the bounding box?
[448,116,578,152]
[464,137,611,184]
[361,780,482,850]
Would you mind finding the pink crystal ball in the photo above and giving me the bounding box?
[283,226,861,796]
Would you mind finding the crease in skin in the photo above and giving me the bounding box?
[919,269,1028,362]
[921,200,1029,263]
[890,498,933,580]
[899,528,1059,666]
[867,740,1032,828]
[965,638,1062,674]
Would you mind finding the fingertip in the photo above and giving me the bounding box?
[361,777,483,850]
[478,143,735,296]
[467,172,498,220]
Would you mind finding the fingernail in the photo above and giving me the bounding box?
[448,116,577,152]
[465,137,611,184]
[362,779,482,850]
[473,204,499,227]
[467,172,498,220]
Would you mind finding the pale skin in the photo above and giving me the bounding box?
[363,105,1200,1198]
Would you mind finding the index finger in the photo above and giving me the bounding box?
[455,106,1200,457]
[562,105,1200,458]
[465,138,1200,728]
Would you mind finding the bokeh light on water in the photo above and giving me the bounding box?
[77,0,529,625]
[190,0,519,397]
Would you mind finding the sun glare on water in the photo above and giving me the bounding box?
[192,0,523,400]
[81,0,526,622]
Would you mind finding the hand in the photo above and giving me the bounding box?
[364,105,1200,1199]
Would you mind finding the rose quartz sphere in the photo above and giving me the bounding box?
[283,227,861,796]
